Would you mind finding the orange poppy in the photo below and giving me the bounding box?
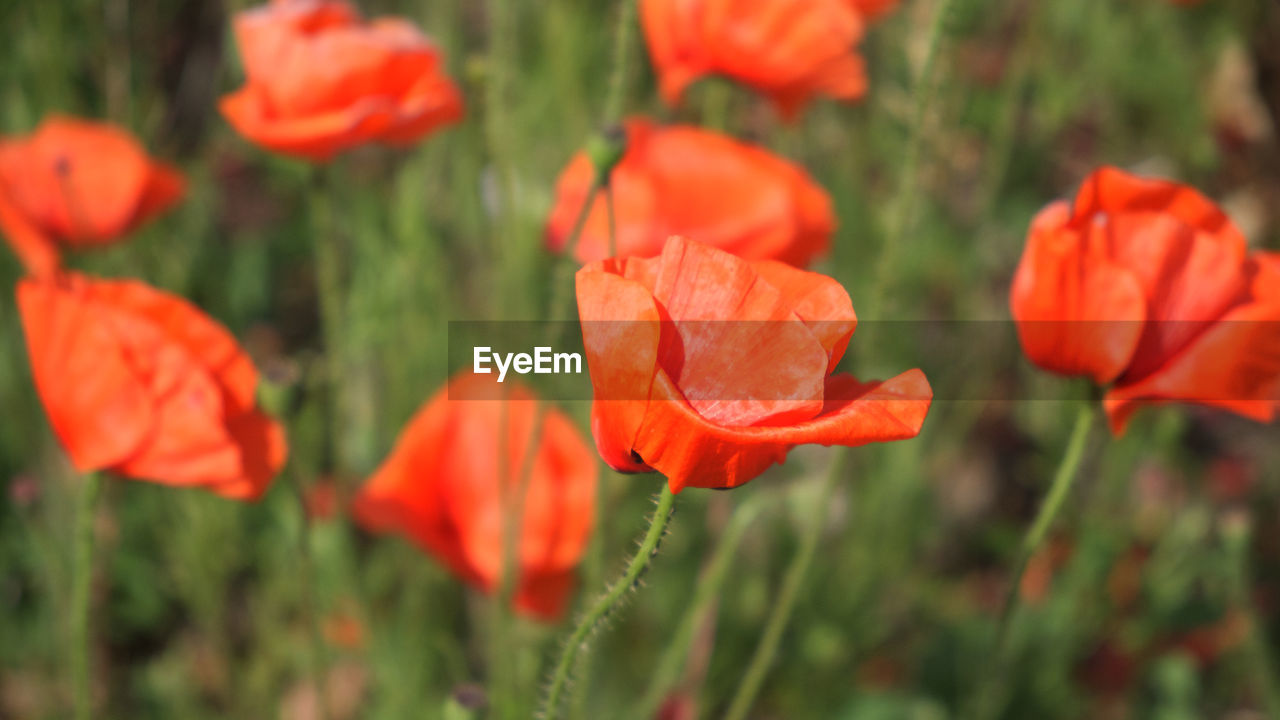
[353,375,597,620]
[546,119,834,266]
[17,272,288,500]
[1010,166,1280,434]
[641,0,876,118]
[220,0,464,161]
[577,235,932,492]
[0,116,184,276]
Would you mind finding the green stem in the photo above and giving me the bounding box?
[723,451,849,720]
[309,167,346,475]
[974,403,1093,720]
[546,0,636,325]
[540,485,678,719]
[632,494,767,720]
[71,472,102,720]
[1224,516,1280,718]
[866,0,961,318]
[545,178,605,333]
[490,403,548,719]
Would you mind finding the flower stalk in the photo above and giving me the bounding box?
[540,485,678,719]
[309,165,349,476]
[973,402,1093,719]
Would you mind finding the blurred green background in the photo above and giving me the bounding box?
[2,0,1280,718]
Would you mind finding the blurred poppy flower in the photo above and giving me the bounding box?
[546,119,834,266]
[577,235,932,492]
[1010,166,1280,434]
[0,116,184,276]
[17,272,288,500]
[221,0,463,161]
[641,0,879,118]
[353,375,597,620]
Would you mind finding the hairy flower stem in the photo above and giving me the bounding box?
[71,472,102,720]
[973,403,1093,720]
[567,470,613,720]
[632,494,767,720]
[309,166,347,475]
[1225,517,1280,718]
[545,0,636,330]
[490,402,548,720]
[541,485,678,719]
[545,177,605,327]
[723,451,848,720]
[867,0,962,318]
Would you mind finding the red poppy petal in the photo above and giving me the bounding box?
[132,162,187,229]
[220,90,400,162]
[105,317,243,487]
[88,278,260,411]
[1104,254,1280,434]
[520,410,598,572]
[632,367,931,491]
[650,237,827,427]
[1011,202,1147,384]
[0,189,60,276]
[352,382,479,584]
[375,71,465,144]
[17,276,152,472]
[1102,211,1249,382]
[1075,166,1248,250]
[576,261,664,472]
[208,409,288,501]
[703,0,865,115]
[751,259,856,369]
[641,0,709,106]
[31,116,151,243]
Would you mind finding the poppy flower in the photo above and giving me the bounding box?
[220,0,464,161]
[641,0,875,118]
[353,375,597,620]
[546,119,834,266]
[576,235,932,492]
[0,116,185,276]
[1010,166,1280,434]
[17,272,288,500]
